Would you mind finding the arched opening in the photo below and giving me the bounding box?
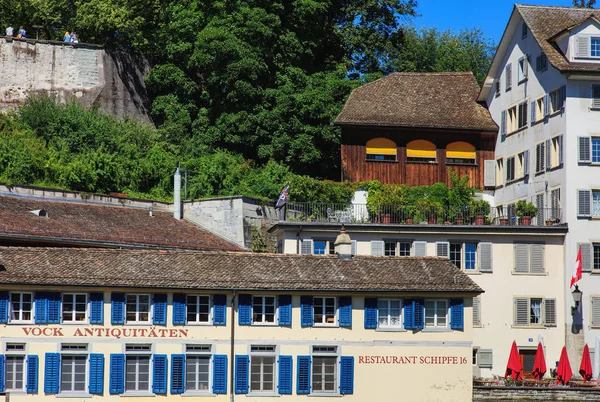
[446,141,476,165]
[406,140,436,163]
[366,138,397,161]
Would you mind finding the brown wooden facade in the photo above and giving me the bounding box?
[340,125,497,188]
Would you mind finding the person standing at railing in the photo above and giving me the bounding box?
[6,26,13,37]
[64,32,71,42]
[70,32,78,43]
[17,26,25,38]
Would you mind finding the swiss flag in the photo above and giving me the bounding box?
[571,247,583,288]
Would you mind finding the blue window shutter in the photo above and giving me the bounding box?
[89,354,104,394]
[110,293,125,325]
[338,296,352,327]
[109,354,125,394]
[212,354,227,394]
[44,352,60,393]
[561,85,566,108]
[0,355,4,392]
[172,293,187,325]
[297,356,311,394]
[35,292,48,324]
[544,94,550,116]
[413,299,424,329]
[450,299,464,330]
[152,354,167,394]
[238,294,252,325]
[340,356,354,395]
[171,354,185,394]
[89,293,104,324]
[278,356,292,394]
[213,295,226,326]
[47,292,61,324]
[0,291,8,323]
[300,296,314,327]
[235,355,249,394]
[364,298,378,329]
[278,295,292,326]
[152,294,167,325]
[404,299,414,330]
[530,100,536,123]
[26,355,38,393]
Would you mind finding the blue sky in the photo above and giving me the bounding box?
[413,1,574,44]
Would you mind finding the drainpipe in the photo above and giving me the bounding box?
[230,290,236,402]
[296,228,302,255]
[173,167,181,220]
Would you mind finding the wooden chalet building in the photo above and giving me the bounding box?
[335,72,498,187]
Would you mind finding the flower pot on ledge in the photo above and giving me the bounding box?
[405,218,413,224]
[520,216,532,226]
[456,218,464,225]
[500,218,509,226]
[380,213,391,224]
[427,216,437,225]
[546,220,553,226]
[475,215,485,225]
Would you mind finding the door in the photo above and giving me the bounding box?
[519,349,536,379]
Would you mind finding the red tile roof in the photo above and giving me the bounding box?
[0,195,242,251]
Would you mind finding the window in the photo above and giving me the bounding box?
[406,140,436,163]
[365,138,397,161]
[314,297,336,325]
[592,138,600,163]
[505,63,512,91]
[377,299,402,328]
[593,85,600,109]
[186,345,211,392]
[398,242,411,256]
[312,346,337,393]
[382,241,412,256]
[507,106,517,133]
[425,299,448,328]
[472,348,478,365]
[514,243,545,274]
[450,243,461,268]
[187,295,210,324]
[593,38,600,57]
[384,241,396,256]
[514,297,556,327]
[594,190,600,217]
[62,294,87,323]
[535,97,544,122]
[517,150,529,178]
[5,344,26,392]
[550,188,561,221]
[311,240,334,255]
[250,346,276,393]
[448,243,477,271]
[518,57,528,83]
[549,87,565,113]
[518,101,528,129]
[10,292,32,322]
[506,156,515,182]
[550,135,563,168]
[535,142,545,173]
[252,296,276,324]
[61,356,86,392]
[496,158,504,187]
[536,53,548,72]
[126,294,151,323]
[446,141,476,165]
[125,345,151,392]
[495,80,500,97]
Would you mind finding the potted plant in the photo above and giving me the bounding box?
[516,200,538,226]
[366,184,409,224]
[415,199,443,224]
[470,200,491,225]
[546,218,554,226]
[499,216,509,226]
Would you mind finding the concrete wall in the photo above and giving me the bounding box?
[0,38,151,123]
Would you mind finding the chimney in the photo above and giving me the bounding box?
[334,225,352,260]
[174,167,181,220]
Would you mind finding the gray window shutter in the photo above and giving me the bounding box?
[579,243,593,272]
[523,55,528,78]
[505,64,512,91]
[478,350,493,368]
[558,135,564,165]
[545,139,551,170]
[536,194,544,226]
[544,94,550,116]
[523,150,530,176]
[484,160,496,187]
[530,244,545,274]
[500,110,507,138]
[514,244,529,273]
[530,100,536,123]
[515,298,529,326]
[592,297,600,326]
[578,137,591,163]
[593,85,600,109]
[577,189,592,217]
[544,299,556,327]
[473,297,481,327]
[478,242,493,273]
[301,239,313,255]
[551,188,561,221]
[351,240,357,256]
[413,241,427,257]
[370,240,384,256]
[436,242,450,258]
[576,36,590,58]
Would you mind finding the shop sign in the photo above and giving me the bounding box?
[358,355,468,365]
[21,327,189,339]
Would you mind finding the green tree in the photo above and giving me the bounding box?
[573,0,596,8]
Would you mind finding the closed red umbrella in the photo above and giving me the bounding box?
[532,342,546,380]
[579,343,593,382]
[505,341,523,380]
[556,346,573,385]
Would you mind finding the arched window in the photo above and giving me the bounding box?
[366,138,397,161]
[446,141,476,165]
[406,140,436,162]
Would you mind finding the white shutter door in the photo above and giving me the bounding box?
[484,160,496,187]
[592,297,600,326]
[544,299,556,327]
[578,189,592,217]
[579,243,593,272]
[436,242,450,258]
[578,137,591,163]
[478,243,493,273]
[473,297,481,326]
[514,244,529,273]
[370,240,384,256]
[413,241,427,257]
[530,244,545,273]
[576,36,590,58]
[301,239,313,255]
[515,298,529,326]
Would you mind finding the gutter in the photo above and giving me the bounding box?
[333,121,498,132]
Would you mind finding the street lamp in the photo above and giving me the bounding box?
[571,285,582,315]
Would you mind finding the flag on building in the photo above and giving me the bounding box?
[275,183,289,209]
[571,246,583,288]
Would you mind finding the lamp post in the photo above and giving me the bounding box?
[571,284,582,316]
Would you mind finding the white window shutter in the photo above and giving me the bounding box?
[576,35,590,58]
[436,241,450,258]
[593,85,600,109]
[577,189,592,217]
[545,139,551,170]
[523,150,530,176]
[514,298,529,326]
[578,137,591,163]
[500,110,507,138]
[544,298,556,327]
[370,240,384,256]
[473,297,481,326]
[592,297,600,326]
[413,241,427,257]
[478,350,493,368]
[579,243,593,272]
[536,193,544,226]
[505,64,512,91]
[484,160,496,187]
[514,244,529,273]
[530,244,545,273]
[478,243,493,273]
[351,240,357,256]
[558,135,564,165]
[301,239,313,255]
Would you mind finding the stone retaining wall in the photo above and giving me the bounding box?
[474,385,600,401]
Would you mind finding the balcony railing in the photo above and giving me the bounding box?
[283,203,562,227]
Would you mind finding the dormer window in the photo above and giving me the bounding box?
[592,38,600,57]
[575,35,600,59]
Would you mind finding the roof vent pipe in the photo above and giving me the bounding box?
[30,209,48,218]
[174,167,181,220]
[334,225,352,260]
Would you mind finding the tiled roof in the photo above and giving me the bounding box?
[518,5,600,73]
[0,247,483,293]
[0,195,241,251]
[334,72,497,131]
